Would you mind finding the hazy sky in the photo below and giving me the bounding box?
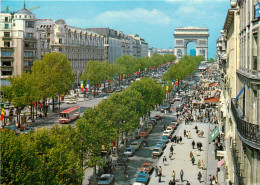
[1,0,230,58]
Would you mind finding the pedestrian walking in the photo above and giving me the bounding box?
[158,170,162,182]
[176,136,179,144]
[201,160,204,170]
[209,175,212,184]
[180,169,184,182]
[159,166,162,175]
[184,129,186,137]
[155,166,158,177]
[192,140,195,149]
[172,170,175,182]
[169,180,174,185]
[179,136,182,144]
[192,156,195,165]
[198,159,201,169]
[170,145,174,153]
[190,151,193,160]
[186,181,191,185]
[163,156,167,164]
[198,171,202,183]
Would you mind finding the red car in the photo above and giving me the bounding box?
[138,131,148,138]
[140,162,154,173]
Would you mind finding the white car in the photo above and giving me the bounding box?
[163,131,172,138]
[65,98,77,104]
[166,127,174,134]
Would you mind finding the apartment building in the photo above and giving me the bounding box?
[0,8,41,86]
[219,0,260,184]
[37,19,104,84]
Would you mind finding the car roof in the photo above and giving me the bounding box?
[138,172,148,175]
[126,147,133,149]
[142,162,151,165]
[154,145,162,149]
[100,174,112,177]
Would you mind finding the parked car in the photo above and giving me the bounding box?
[138,131,148,138]
[151,146,163,157]
[163,130,172,138]
[161,136,169,143]
[168,124,177,130]
[133,183,145,185]
[171,116,178,123]
[64,98,77,104]
[124,147,136,156]
[166,127,174,134]
[97,174,115,185]
[144,127,152,134]
[130,140,143,151]
[156,141,166,150]
[140,162,154,174]
[136,172,149,185]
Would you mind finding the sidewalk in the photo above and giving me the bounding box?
[148,119,220,185]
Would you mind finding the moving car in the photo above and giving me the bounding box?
[133,182,145,185]
[144,127,152,134]
[136,172,149,185]
[116,156,127,166]
[124,147,136,156]
[151,146,163,157]
[97,174,115,185]
[174,96,181,102]
[130,140,143,151]
[116,87,122,92]
[140,162,154,174]
[176,103,184,112]
[160,105,170,113]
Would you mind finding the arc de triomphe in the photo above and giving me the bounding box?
[173,26,209,60]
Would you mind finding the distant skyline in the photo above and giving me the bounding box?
[1,0,230,58]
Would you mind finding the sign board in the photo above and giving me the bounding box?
[209,125,220,143]
[256,2,260,18]
[217,150,225,157]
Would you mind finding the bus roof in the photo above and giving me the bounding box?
[60,106,80,114]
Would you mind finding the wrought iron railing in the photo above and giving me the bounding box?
[231,99,260,145]
[231,140,244,185]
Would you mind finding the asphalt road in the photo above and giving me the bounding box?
[112,100,182,185]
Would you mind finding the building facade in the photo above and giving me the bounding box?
[37,19,104,84]
[0,8,41,85]
[219,1,260,184]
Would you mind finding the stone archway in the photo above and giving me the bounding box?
[174,26,209,60]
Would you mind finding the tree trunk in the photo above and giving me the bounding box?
[36,102,38,120]
[59,95,61,110]
[52,97,55,112]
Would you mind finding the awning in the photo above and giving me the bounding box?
[204,97,220,103]
[209,125,220,143]
[217,158,225,168]
[235,85,245,102]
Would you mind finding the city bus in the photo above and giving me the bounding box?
[59,106,80,124]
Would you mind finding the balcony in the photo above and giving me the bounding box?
[1,47,14,51]
[231,99,260,148]
[237,68,260,80]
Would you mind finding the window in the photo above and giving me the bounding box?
[26,33,33,38]
[2,71,12,76]
[19,15,21,18]
[4,32,10,37]
[59,48,62,52]
[59,38,62,44]
[25,15,27,18]
[2,61,12,66]
[24,51,35,57]
[176,40,183,45]
[25,42,35,48]
[1,51,13,57]
[5,24,9,29]
[5,17,8,22]
[25,21,34,28]
[4,42,10,47]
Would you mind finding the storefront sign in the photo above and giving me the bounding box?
[209,125,220,143]
[217,150,225,157]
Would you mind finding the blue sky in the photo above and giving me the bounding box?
[1,0,230,58]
